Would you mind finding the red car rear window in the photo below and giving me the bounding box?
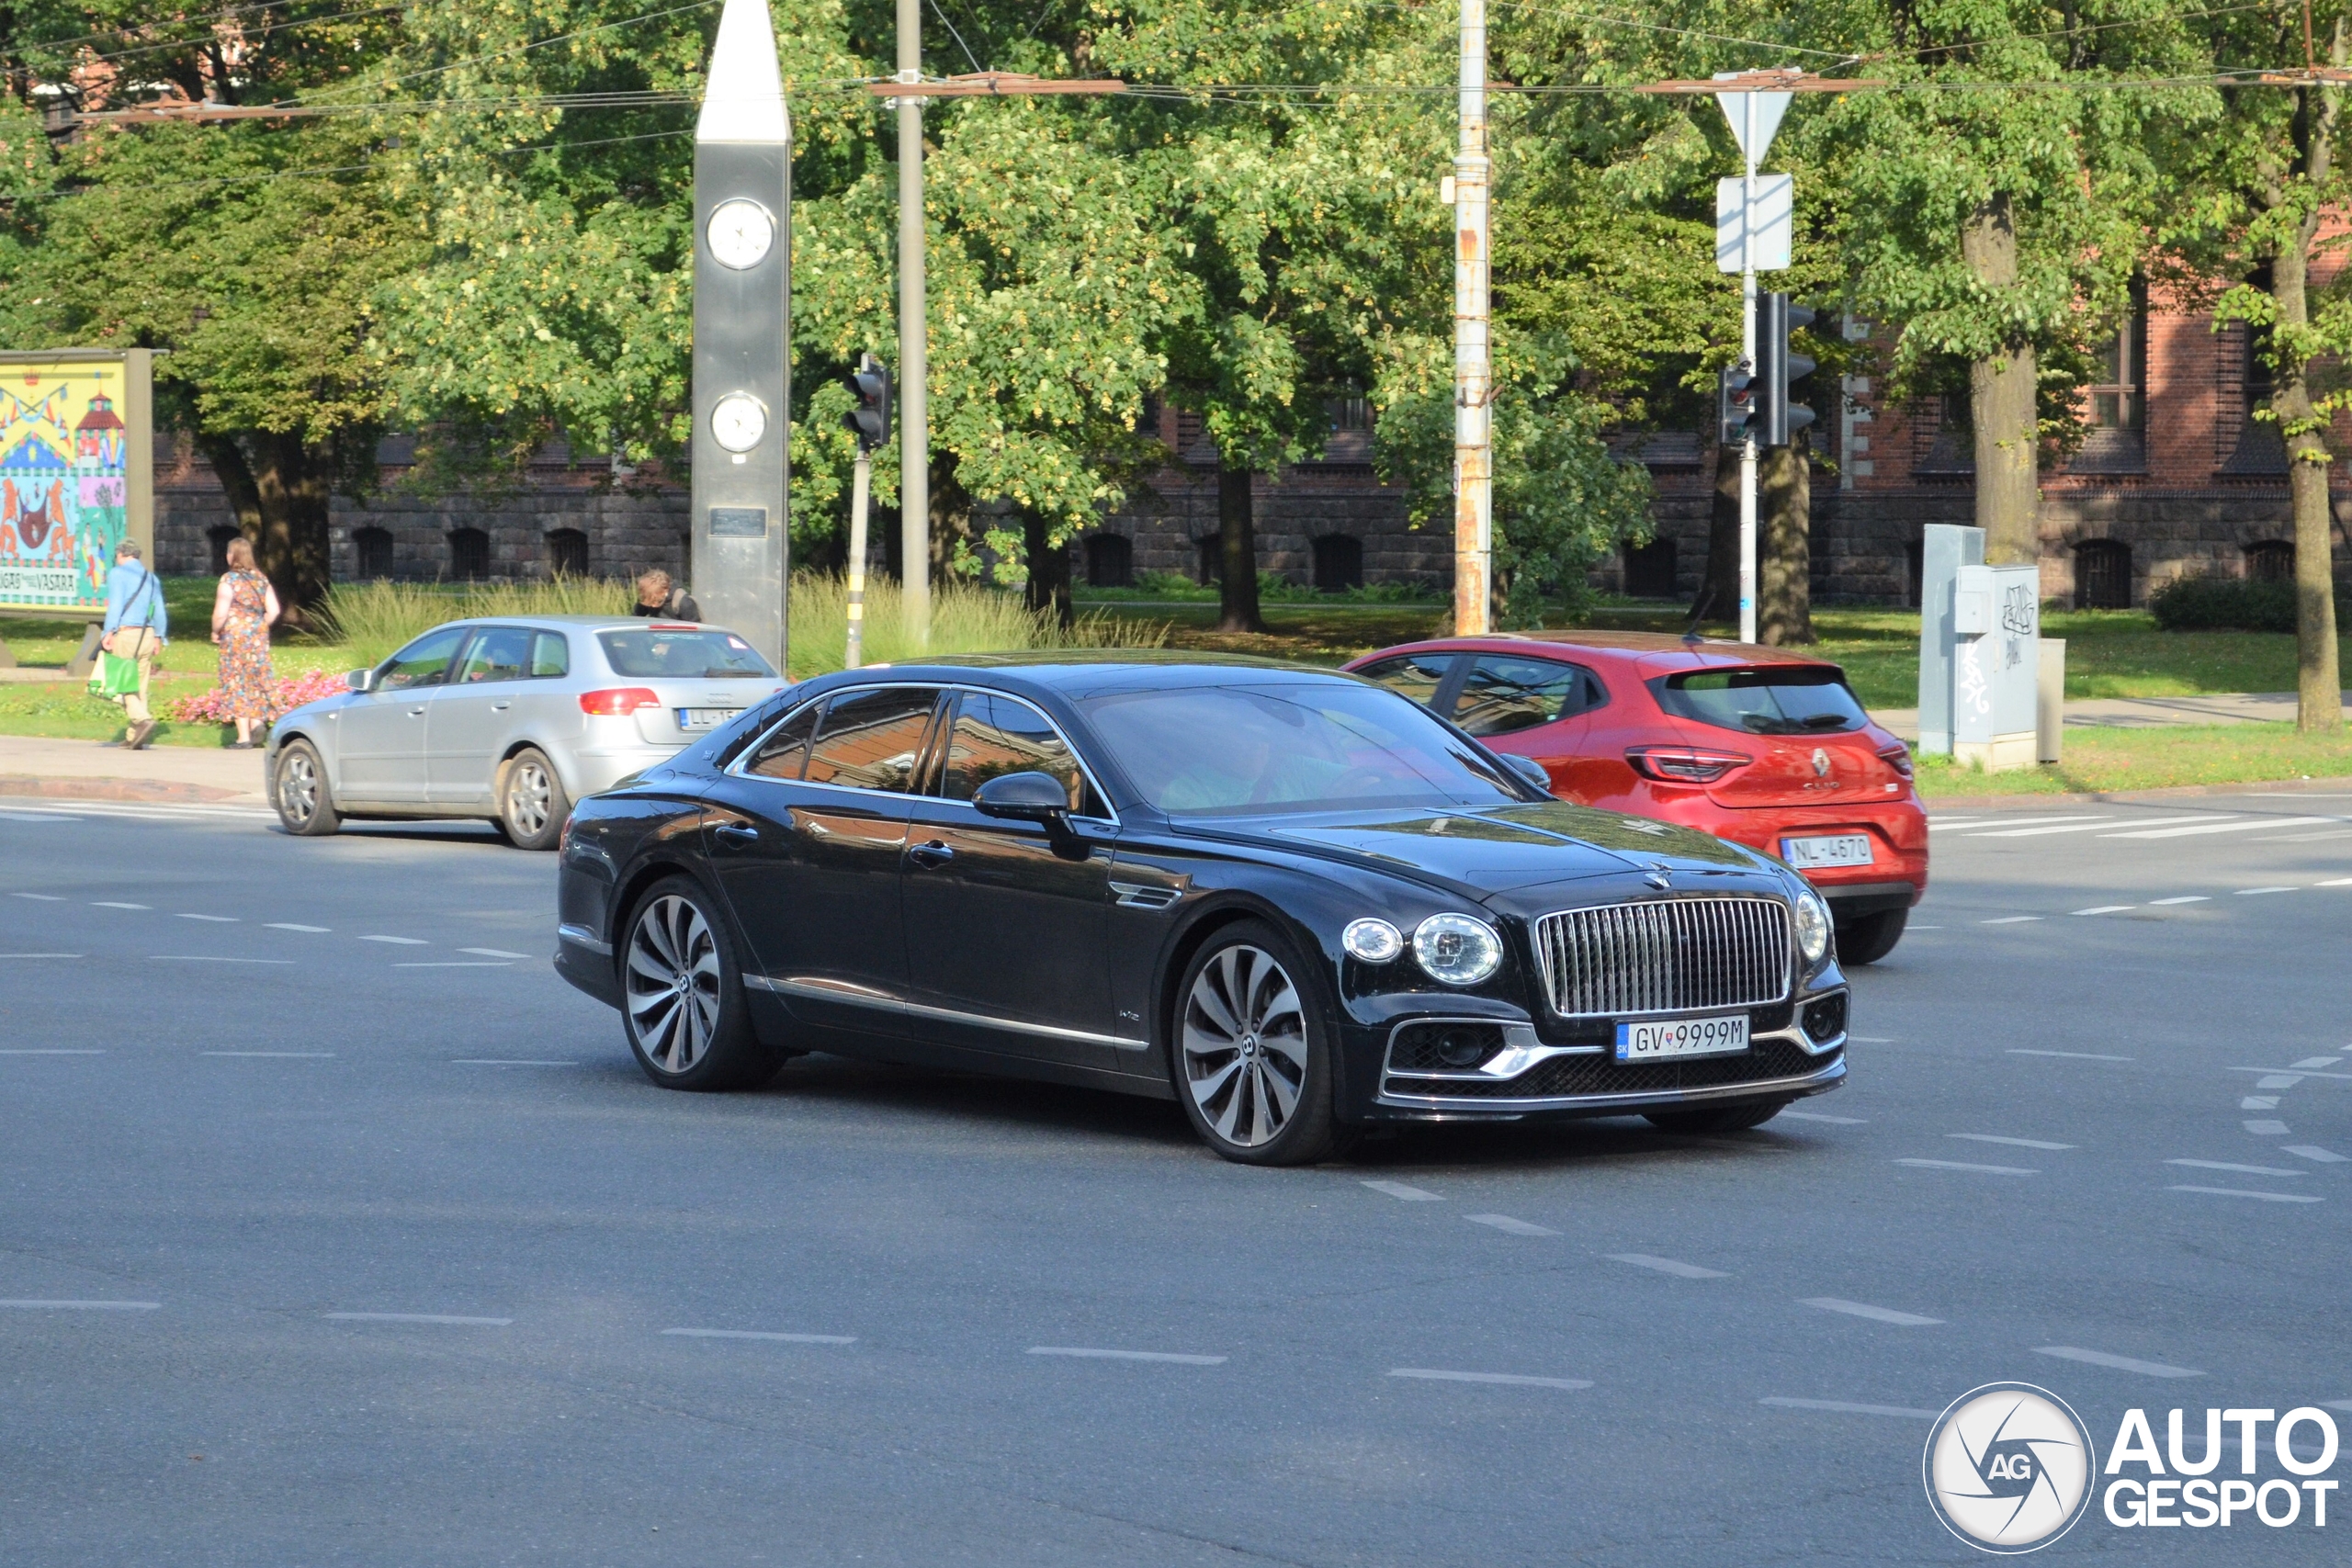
[1650,667,1869,737]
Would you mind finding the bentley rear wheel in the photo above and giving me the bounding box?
[621,876,772,1090]
[1171,920,1341,1166]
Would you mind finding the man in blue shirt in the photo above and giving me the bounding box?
[100,539,168,749]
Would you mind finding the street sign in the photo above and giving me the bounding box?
[1715,175,1792,273]
[1713,75,1792,163]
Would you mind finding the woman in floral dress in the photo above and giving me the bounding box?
[211,536,281,749]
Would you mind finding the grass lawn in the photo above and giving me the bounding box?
[1914,723,2352,798]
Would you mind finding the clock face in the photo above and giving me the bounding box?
[706,198,775,271]
[711,392,767,454]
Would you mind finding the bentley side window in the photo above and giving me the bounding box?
[803,687,942,793]
[742,700,821,780]
[936,692,1104,816]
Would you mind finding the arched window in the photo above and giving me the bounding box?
[1621,537,1676,598]
[207,526,242,574]
[546,528,589,578]
[2245,540,2293,584]
[1083,533,1134,589]
[1311,533,1363,592]
[1195,534,1223,583]
[354,526,394,580]
[2074,538,2132,610]
[448,526,491,581]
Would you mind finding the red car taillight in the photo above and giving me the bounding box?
[1625,745,1754,784]
[580,687,662,716]
[1876,741,1916,779]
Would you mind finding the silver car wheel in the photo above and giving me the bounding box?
[506,758,554,838]
[626,894,721,1075]
[1181,943,1308,1148]
[279,751,318,825]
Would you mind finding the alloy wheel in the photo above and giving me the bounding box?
[626,894,721,1074]
[506,760,553,838]
[1181,943,1308,1147]
[280,752,318,825]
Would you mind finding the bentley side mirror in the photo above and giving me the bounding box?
[1498,752,1553,795]
[346,668,378,693]
[972,771,1071,822]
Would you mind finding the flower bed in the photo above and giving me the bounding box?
[165,668,348,725]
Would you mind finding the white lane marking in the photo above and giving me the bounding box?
[175,913,238,922]
[149,956,293,964]
[266,923,331,932]
[1761,1397,1938,1419]
[2233,886,2298,897]
[0,807,85,820]
[1026,1347,1225,1365]
[2290,1056,2343,1069]
[0,1049,104,1055]
[2166,1159,2305,1178]
[662,1327,857,1344]
[90,901,149,909]
[201,1051,335,1058]
[2284,1145,2347,1164]
[1909,924,1945,930]
[2243,1097,2281,1111]
[394,962,514,969]
[460,948,529,959]
[1801,1298,1942,1326]
[1781,1111,1866,1124]
[1388,1368,1591,1390]
[2149,896,2210,906]
[2254,829,2352,841]
[1924,818,1985,829]
[2009,1049,2132,1062]
[0,953,83,959]
[324,1313,513,1325]
[358,935,429,946]
[2321,878,2352,887]
[2327,1400,2352,1413]
[1980,916,2043,925]
[2166,1185,2324,1204]
[9,893,65,900]
[2245,1119,2290,1134]
[1465,1213,1559,1236]
[1897,1158,2038,1176]
[2072,906,2134,916]
[1975,816,2211,838]
[1605,1254,1727,1279]
[1849,1036,1897,1043]
[2257,1075,2303,1089]
[450,1058,578,1066]
[2103,816,2337,840]
[1360,1179,1442,1201]
[2036,1346,2202,1378]
[0,1298,159,1310]
[2232,1064,2352,1081]
[1951,1134,2076,1151]
[1933,816,2090,832]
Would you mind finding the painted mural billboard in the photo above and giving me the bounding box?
[0,350,153,618]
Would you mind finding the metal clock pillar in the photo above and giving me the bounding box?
[690,0,792,671]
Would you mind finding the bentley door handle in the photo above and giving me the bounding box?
[907,840,955,868]
[712,822,761,847]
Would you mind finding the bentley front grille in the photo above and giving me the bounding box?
[1534,897,1792,1019]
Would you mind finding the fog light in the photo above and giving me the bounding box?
[1341,918,1405,964]
[1413,913,1502,987]
[1434,1027,1491,1067]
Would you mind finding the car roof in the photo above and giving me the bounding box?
[419,615,720,633]
[1357,630,1840,671]
[809,650,1358,700]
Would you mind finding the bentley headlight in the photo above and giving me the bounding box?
[1793,889,1831,964]
[1413,913,1503,987]
[1341,918,1405,964]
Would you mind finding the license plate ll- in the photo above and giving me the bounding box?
[679,707,740,731]
[1781,833,1873,870]
[1615,1013,1750,1063]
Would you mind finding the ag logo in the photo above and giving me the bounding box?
[1924,1382,2097,1552]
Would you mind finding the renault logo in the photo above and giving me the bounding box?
[1811,748,1832,779]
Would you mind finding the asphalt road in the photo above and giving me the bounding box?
[2,792,2347,1565]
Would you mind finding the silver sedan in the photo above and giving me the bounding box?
[264,615,790,848]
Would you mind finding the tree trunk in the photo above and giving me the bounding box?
[1693,440,1740,629]
[1961,194,2041,569]
[1758,437,1815,645]
[1021,511,1074,630]
[2271,103,2343,731]
[198,431,332,621]
[1216,460,1265,633]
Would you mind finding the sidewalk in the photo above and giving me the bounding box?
[0,735,269,806]
[1869,691,2352,742]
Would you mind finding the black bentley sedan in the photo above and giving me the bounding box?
[553,656,1849,1165]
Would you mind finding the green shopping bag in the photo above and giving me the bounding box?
[88,650,141,699]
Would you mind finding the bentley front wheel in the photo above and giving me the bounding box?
[1171,920,1341,1167]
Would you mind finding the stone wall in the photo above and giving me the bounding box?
[1097,457,1449,587]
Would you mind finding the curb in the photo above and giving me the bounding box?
[0,773,250,805]
[1923,774,2352,809]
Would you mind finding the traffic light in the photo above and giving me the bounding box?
[842,355,891,453]
[1757,293,1816,448]
[1718,359,1756,447]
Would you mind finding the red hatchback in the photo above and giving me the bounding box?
[1343,632,1926,962]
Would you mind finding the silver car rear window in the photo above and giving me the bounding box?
[596,629,775,680]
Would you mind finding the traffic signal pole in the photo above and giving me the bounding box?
[845,446,872,668]
[1737,94,1759,647]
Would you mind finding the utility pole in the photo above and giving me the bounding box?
[1452,0,1492,637]
[1737,91,1758,647]
[894,0,930,648]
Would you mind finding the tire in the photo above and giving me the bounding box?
[618,875,774,1090]
[498,748,570,851]
[1170,919,1344,1167]
[1835,908,1906,965]
[1644,1097,1794,1135]
[273,739,341,837]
